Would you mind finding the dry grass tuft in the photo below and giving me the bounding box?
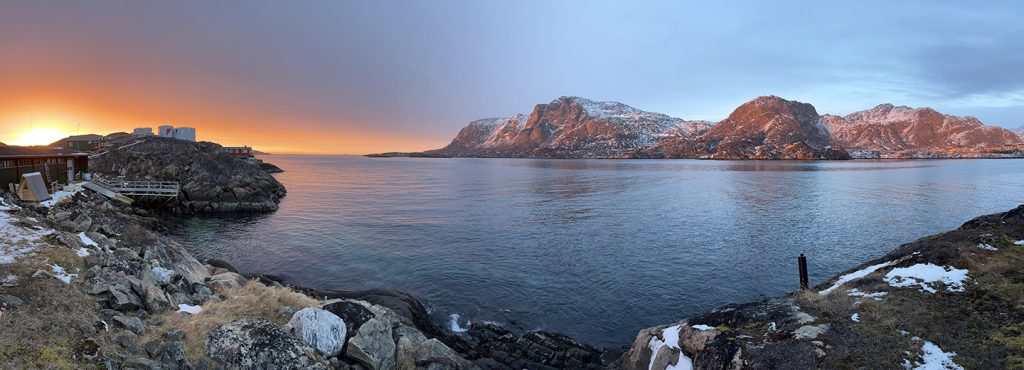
[144,280,320,363]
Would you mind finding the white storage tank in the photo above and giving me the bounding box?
[173,127,196,142]
[158,125,174,137]
[132,127,153,137]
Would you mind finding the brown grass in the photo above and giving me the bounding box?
[143,280,320,364]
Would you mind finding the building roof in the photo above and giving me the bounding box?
[0,146,90,157]
[67,134,104,141]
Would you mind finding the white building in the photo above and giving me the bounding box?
[132,127,154,137]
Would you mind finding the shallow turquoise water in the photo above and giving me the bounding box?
[172,156,1024,347]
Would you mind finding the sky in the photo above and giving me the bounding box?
[1,1,1023,154]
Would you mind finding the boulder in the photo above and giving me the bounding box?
[413,339,473,369]
[146,330,190,370]
[141,241,210,285]
[143,282,172,312]
[285,307,348,358]
[207,272,248,292]
[205,318,328,370]
[0,295,24,307]
[108,283,144,311]
[395,324,429,370]
[113,315,145,335]
[345,315,396,370]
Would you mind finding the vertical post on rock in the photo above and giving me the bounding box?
[798,253,809,290]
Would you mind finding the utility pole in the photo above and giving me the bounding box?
[798,253,809,290]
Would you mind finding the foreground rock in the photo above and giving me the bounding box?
[286,307,347,358]
[623,204,1024,369]
[89,137,287,213]
[205,318,329,370]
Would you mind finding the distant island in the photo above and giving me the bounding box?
[371,96,1024,160]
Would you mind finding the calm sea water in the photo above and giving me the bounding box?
[171,156,1024,347]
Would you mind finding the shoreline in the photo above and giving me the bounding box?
[3,181,1024,368]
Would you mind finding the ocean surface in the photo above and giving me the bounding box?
[171,156,1024,347]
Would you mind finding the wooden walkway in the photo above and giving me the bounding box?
[91,177,180,201]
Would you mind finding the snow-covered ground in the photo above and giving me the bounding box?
[821,260,896,295]
[884,264,969,293]
[0,205,51,264]
[903,341,963,370]
[848,288,888,300]
[177,304,202,314]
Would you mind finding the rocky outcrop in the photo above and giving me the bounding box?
[623,203,1024,369]
[424,96,711,158]
[205,318,329,370]
[89,137,286,213]
[825,104,1023,153]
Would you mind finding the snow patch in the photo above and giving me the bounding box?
[848,288,888,300]
[884,264,969,293]
[38,187,81,208]
[75,247,90,257]
[691,324,714,331]
[905,341,963,370]
[821,261,896,295]
[850,313,860,322]
[1014,240,1024,246]
[78,232,98,247]
[976,243,997,251]
[647,325,694,370]
[49,264,76,284]
[177,304,202,314]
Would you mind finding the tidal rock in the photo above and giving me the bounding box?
[113,315,146,335]
[207,272,247,292]
[413,338,473,369]
[285,307,348,358]
[395,324,429,370]
[205,318,328,370]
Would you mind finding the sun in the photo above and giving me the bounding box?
[10,127,70,146]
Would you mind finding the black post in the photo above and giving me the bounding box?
[798,253,809,290]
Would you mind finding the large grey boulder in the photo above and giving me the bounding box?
[285,307,348,358]
[108,283,144,311]
[346,314,396,370]
[141,240,210,285]
[207,272,248,292]
[205,318,328,370]
[142,282,172,312]
[113,315,145,335]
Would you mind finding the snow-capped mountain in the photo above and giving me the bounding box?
[403,96,1024,159]
[824,104,1023,152]
[430,96,710,157]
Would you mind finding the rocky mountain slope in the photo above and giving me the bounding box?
[649,96,849,159]
[1016,125,1024,141]
[623,204,1024,369]
[89,137,286,213]
[824,104,1023,154]
[425,96,711,158]
[387,96,1023,159]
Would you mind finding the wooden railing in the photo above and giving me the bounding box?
[92,177,180,197]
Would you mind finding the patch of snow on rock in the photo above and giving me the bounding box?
[976,243,997,251]
[1015,240,1024,246]
[38,187,82,208]
[177,304,202,314]
[905,341,963,370]
[821,261,896,295]
[884,263,969,293]
[691,324,714,331]
[850,313,860,322]
[78,232,98,247]
[49,264,76,284]
[75,247,90,257]
[647,325,694,370]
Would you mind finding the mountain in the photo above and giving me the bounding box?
[650,96,848,159]
[386,96,1024,160]
[1016,125,1024,141]
[824,104,1022,153]
[426,96,711,158]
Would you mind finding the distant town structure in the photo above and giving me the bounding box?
[223,146,254,158]
[132,127,154,137]
[156,125,196,142]
[64,134,104,152]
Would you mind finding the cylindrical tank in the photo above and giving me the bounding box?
[173,127,196,142]
[158,125,174,137]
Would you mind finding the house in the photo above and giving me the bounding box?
[64,134,104,152]
[223,146,254,158]
[0,146,89,193]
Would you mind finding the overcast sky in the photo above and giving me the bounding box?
[1,1,1022,153]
